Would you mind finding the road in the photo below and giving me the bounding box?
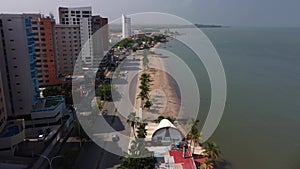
[75,55,142,169]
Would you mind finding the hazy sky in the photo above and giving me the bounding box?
[0,0,299,27]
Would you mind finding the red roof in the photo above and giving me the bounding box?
[169,150,196,169]
[194,157,208,164]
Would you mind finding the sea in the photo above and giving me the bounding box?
[158,27,300,169]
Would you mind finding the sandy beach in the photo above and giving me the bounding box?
[137,43,181,121]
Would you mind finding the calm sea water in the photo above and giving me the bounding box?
[160,27,300,169]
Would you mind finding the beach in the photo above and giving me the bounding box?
[136,43,181,121]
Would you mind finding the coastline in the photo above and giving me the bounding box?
[141,42,181,120]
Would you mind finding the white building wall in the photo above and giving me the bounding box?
[122,14,131,39]
[59,7,93,66]
[80,17,93,66]
[0,14,39,116]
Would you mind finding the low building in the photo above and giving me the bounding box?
[26,96,67,128]
[0,119,25,155]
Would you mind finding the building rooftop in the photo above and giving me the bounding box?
[0,125,19,138]
[32,96,64,112]
[169,150,196,169]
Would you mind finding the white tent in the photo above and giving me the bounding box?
[151,119,183,146]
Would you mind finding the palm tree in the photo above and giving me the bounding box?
[127,112,138,138]
[186,118,199,141]
[138,89,150,100]
[200,158,214,169]
[140,73,151,82]
[143,100,152,109]
[139,82,150,93]
[204,142,221,161]
[153,115,165,123]
[136,121,148,138]
[191,129,202,152]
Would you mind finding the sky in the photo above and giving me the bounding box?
[0,0,299,27]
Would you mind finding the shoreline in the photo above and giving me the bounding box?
[142,42,181,120]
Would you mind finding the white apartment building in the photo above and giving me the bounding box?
[0,14,39,117]
[59,7,94,67]
[122,14,132,39]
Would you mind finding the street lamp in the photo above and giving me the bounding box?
[38,154,62,169]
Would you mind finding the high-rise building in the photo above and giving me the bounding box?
[55,24,81,76]
[0,14,39,117]
[0,68,25,154]
[24,14,58,86]
[91,15,109,67]
[122,14,131,39]
[58,7,93,66]
[0,72,7,133]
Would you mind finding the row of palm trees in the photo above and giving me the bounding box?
[138,73,152,109]
[187,119,221,169]
[126,112,148,139]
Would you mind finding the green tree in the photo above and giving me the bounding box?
[97,84,112,100]
[139,81,150,93]
[127,112,138,138]
[143,100,152,109]
[153,115,165,123]
[138,89,149,101]
[136,121,148,138]
[140,73,151,82]
[200,158,214,169]
[204,142,221,161]
[138,73,151,101]
[119,138,156,169]
[153,116,175,124]
[42,83,73,105]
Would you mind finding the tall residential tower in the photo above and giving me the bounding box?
[122,14,131,39]
[0,14,39,117]
[58,7,93,66]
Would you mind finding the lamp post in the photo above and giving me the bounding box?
[38,154,62,169]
